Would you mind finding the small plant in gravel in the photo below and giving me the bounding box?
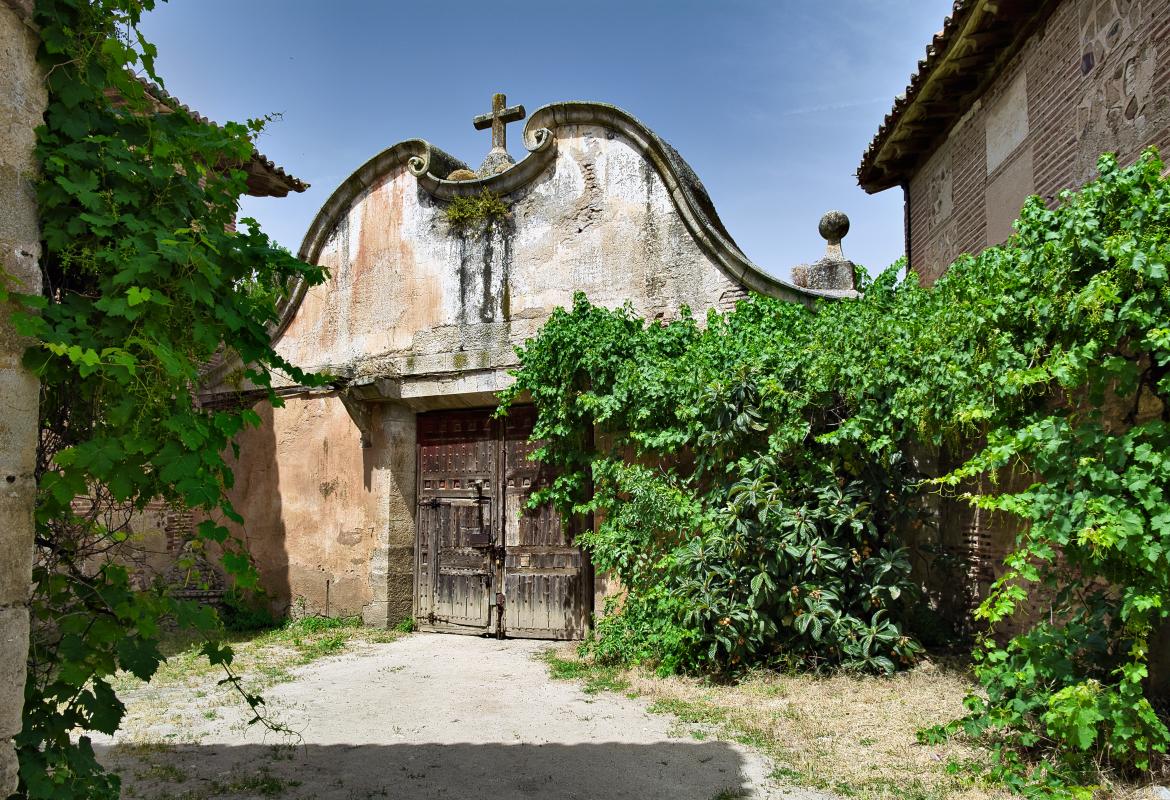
[134,761,187,784]
[212,769,298,797]
[708,789,750,800]
[542,649,630,695]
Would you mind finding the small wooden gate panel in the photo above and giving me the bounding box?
[416,410,497,634]
[415,406,589,639]
[503,407,588,639]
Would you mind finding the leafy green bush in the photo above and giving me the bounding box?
[219,588,278,633]
[505,151,1170,795]
[501,279,927,676]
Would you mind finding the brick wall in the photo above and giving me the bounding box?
[0,0,43,791]
[899,1,1170,636]
[908,0,1170,284]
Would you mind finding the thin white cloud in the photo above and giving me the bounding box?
[774,97,889,117]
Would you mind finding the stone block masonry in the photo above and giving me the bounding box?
[0,0,44,791]
[362,402,416,628]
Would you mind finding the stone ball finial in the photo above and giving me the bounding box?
[818,210,850,244]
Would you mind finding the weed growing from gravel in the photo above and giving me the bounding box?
[541,649,630,695]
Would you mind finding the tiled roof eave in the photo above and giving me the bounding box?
[856,0,1058,193]
[136,77,309,197]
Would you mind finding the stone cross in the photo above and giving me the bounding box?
[473,93,526,154]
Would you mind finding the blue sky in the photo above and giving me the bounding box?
[140,1,952,280]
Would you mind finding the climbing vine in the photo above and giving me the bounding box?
[4,1,326,797]
[503,151,1170,796]
[444,189,509,232]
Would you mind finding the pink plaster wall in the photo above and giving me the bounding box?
[223,395,383,618]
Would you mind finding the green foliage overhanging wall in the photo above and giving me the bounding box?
[502,151,1170,796]
[4,1,327,797]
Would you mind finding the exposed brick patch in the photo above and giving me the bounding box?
[163,506,195,552]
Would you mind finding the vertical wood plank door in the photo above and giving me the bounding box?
[414,406,589,639]
[502,407,590,640]
[416,409,497,635]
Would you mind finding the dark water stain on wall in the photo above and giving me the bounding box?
[639,158,667,304]
[499,230,512,322]
[452,220,515,324]
[457,233,471,324]
[480,228,494,323]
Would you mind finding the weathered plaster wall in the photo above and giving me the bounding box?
[220,395,412,620]
[908,0,1170,283]
[226,120,754,626]
[0,0,42,790]
[277,123,743,388]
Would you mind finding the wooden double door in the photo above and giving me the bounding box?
[414,406,590,639]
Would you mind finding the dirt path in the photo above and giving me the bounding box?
[99,633,832,800]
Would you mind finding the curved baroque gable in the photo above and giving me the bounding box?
[264,102,837,392]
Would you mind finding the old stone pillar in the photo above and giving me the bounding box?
[0,0,44,791]
[363,402,417,627]
[790,211,858,293]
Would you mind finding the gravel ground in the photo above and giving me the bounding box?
[98,633,833,800]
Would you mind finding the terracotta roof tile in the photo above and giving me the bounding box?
[856,0,1055,192]
[138,77,308,197]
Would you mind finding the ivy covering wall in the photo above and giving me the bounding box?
[4,1,327,797]
[503,151,1170,797]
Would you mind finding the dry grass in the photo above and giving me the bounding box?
[545,645,1014,800]
[540,645,1170,800]
[115,617,403,692]
[543,646,1170,800]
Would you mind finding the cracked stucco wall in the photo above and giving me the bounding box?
[0,0,43,790]
[274,123,745,386]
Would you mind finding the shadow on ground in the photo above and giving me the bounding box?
[100,740,758,800]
